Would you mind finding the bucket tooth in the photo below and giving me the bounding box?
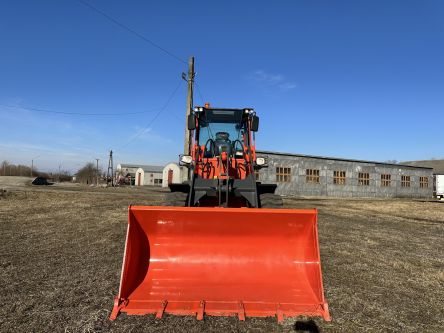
[109,297,127,321]
[276,304,284,322]
[155,300,168,319]
[322,302,331,321]
[238,301,245,321]
[196,301,205,320]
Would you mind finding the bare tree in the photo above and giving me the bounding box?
[1,161,8,176]
[0,160,32,176]
[75,162,102,185]
[57,170,72,182]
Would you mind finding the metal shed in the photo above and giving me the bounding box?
[133,165,164,186]
[256,150,433,198]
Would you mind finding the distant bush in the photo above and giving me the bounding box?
[0,160,72,181]
[75,162,102,184]
[58,172,73,182]
[1,160,33,176]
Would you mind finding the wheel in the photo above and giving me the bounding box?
[164,191,188,206]
[259,193,283,208]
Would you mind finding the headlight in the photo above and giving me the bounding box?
[256,157,266,166]
[180,155,193,164]
[235,151,243,157]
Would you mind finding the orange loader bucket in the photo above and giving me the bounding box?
[110,206,330,322]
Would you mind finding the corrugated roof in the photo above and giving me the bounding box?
[119,164,163,173]
[119,164,143,169]
[137,165,164,173]
[256,150,433,170]
[401,160,444,174]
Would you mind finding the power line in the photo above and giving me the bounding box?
[76,0,187,65]
[115,79,183,152]
[0,103,162,116]
[195,82,205,105]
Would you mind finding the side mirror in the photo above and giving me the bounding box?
[251,115,259,132]
[187,114,196,130]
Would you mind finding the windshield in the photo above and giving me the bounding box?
[197,109,246,146]
[199,122,244,145]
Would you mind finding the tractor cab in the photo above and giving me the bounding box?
[177,105,269,208]
[188,107,259,159]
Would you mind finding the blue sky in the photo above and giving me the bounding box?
[1,0,443,172]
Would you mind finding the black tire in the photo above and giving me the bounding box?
[259,193,283,208]
[164,191,188,206]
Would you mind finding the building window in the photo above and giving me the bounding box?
[358,172,370,186]
[154,179,162,185]
[306,169,320,184]
[420,176,428,188]
[381,174,391,187]
[333,171,346,185]
[276,167,291,182]
[401,175,411,187]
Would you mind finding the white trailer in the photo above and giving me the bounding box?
[435,174,444,199]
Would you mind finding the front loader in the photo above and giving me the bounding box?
[111,106,330,322]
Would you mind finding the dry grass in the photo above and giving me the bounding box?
[0,181,443,332]
[0,176,34,188]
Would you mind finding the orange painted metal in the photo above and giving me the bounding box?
[110,206,330,322]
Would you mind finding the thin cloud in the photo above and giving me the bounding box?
[247,70,297,92]
[0,141,99,171]
[252,70,284,85]
[278,82,298,91]
[131,126,173,143]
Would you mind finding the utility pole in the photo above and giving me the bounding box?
[183,56,195,181]
[31,155,40,177]
[31,160,34,177]
[95,158,99,187]
[107,150,114,186]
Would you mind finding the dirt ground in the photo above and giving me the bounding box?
[1,177,443,332]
